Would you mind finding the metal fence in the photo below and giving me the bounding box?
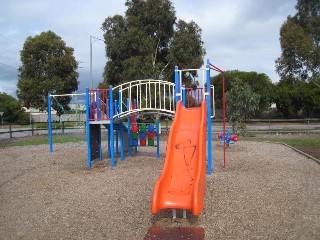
[30,113,86,123]
[1,119,320,141]
[0,121,86,140]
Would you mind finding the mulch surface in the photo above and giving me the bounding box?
[144,226,204,240]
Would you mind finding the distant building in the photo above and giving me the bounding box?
[269,103,277,111]
[69,103,86,111]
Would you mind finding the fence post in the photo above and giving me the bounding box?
[166,117,168,133]
[62,121,65,134]
[9,124,12,138]
[31,121,34,136]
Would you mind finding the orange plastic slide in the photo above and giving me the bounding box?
[151,100,207,216]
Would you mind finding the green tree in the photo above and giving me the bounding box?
[274,81,297,117]
[226,81,260,135]
[212,70,274,117]
[276,0,320,117]
[101,0,205,86]
[275,80,320,118]
[275,0,320,117]
[0,92,28,123]
[276,0,320,82]
[167,20,206,87]
[17,31,79,112]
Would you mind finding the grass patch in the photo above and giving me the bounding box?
[244,135,320,148]
[264,138,320,147]
[38,122,85,129]
[0,135,87,148]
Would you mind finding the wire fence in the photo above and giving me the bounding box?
[1,119,320,141]
[0,121,85,140]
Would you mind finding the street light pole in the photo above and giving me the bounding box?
[90,35,93,89]
[89,35,104,90]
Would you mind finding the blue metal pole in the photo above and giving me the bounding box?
[109,86,115,167]
[106,99,109,118]
[118,89,122,114]
[96,91,103,161]
[133,99,138,154]
[107,127,111,158]
[174,66,180,106]
[206,59,212,175]
[120,123,124,161]
[48,93,53,152]
[156,119,160,158]
[116,130,119,154]
[127,99,132,156]
[99,125,102,161]
[85,88,92,168]
[182,85,186,107]
[114,100,117,116]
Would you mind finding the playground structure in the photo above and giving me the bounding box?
[48,59,229,217]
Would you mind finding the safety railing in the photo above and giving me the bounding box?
[87,89,111,121]
[113,79,176,120]
[183,85,215,118]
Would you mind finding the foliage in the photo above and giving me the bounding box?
[0,92,27,123]
[212,70,274,117]
[15,111,30,125]
[167,20,206,87]
[101,0,205,86]
[17,31,79,113]
[275,79,320,117]
[226,80,260,135]
[275,0,320,83]
[274,0,320,117]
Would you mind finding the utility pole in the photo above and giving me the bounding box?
[89,35,105,90]
[90,35,92,89]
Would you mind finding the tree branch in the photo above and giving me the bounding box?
[152,39,160,67]
[159,61,170,79]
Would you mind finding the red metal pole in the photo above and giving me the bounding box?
[210,64,224,73]
[210,63,226,168]
[222,74,226,168]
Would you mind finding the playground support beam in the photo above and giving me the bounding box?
[222,73,226,168]
[174,66,181,105]
[209,62,227,168]
[120,123,124,161]
[156,119,160,158]
[109,86,115,167]
[85,88,92,168]
[182,85,186,107]
[126,99,132,157]
[206,59,213,175]
[48,93,53,153]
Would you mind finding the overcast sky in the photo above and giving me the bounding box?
[0,0,297,97]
